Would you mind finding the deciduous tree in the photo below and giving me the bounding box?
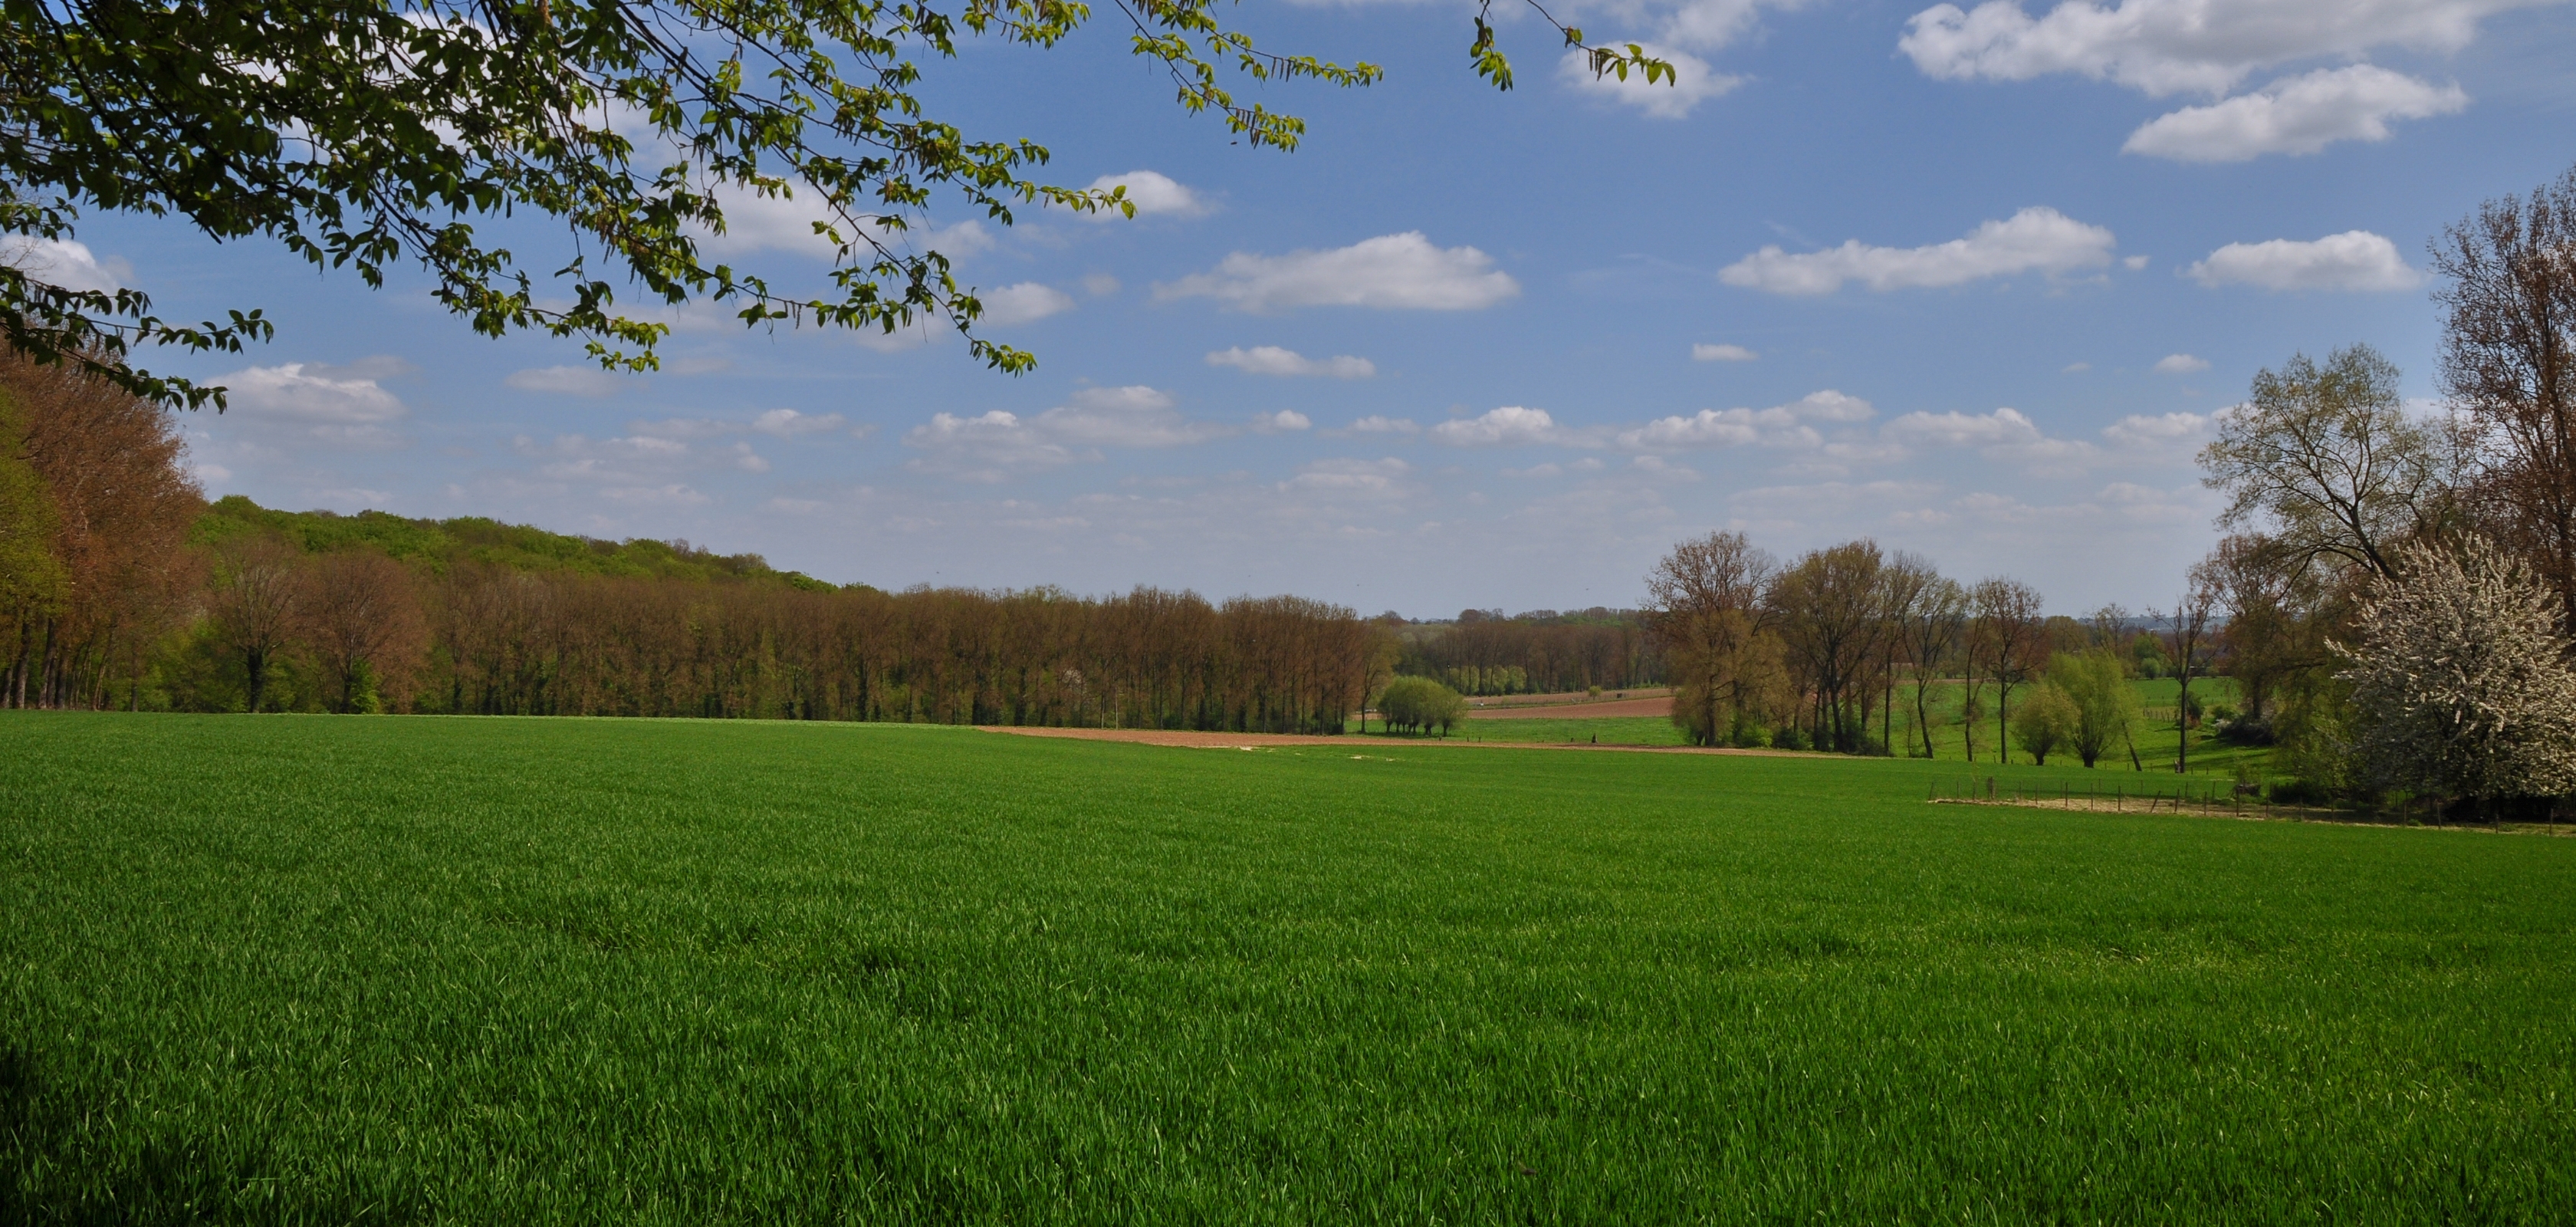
[2433,161,2576,630]
[2199,344,2449,583]
[2338,535,2576,812]
[0,0,1664,406]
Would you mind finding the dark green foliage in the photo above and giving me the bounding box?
[192,495,820,585]
[6,713,2574,1221]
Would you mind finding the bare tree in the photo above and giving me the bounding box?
[2157,561,2222,774]
[2198,344,2449,584]
[1771,541,1888,753]
[1890,559,1963,759]
[1970,577,2044,764]
[1644,531,1777,747]
[300,548,426,712]
[208,535,301,712]
[2433,162,2576,630]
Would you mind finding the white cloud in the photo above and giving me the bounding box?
[0,237,130,294]
[1718,207,2117,294]
[506,365,628,396]
[1430,406,1593,447]
[1205,346,1378,378]
[694,185,997,260]
[1899,0,2542,97]
[752,409,850,437]
[627,417,737,440]
[511,432,765,493]
[1885,405,2042,448]
[1156,232,1521,313]
[1618,390,1875,450]
[1257,410,1315,433]
[902,411,1073,479]
[1882,405,2103,471]
[213,362,409,446]
[978,282,1077,326]
[1347,416,1419,435]
[2124,65,2466,161]
[1282,457,1413,498]
[1559,44,1741,118]
[2062,361,2092,373]
[2184,230,2422,291]
[1691,343,1760,362]
[1082,274,1122,296]
[1039,386,1226,448]
[2154,353,2210,373]
[2102,410,2212,450]
[902,387,1230,479]
[1083,171,1209,220]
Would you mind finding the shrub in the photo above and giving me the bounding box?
[2010,682,2080,766]
[1770,725,1809,752]
[1378,676,1467,737]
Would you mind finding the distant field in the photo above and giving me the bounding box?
[1463,677,2269,775]
[7,713,2572,1221]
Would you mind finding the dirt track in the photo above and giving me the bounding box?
[978,725,1799,756]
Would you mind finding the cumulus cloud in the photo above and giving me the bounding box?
[506,365,628,396]
[692,184,996,260]
[2154,353,2210,374]
[1883,405,2101,470]
[902,386,1231,479]
[1618,390,1875,450]
[1281,457,1414,499]
[978,282,1077,326]
[213,360,410,447]
[1718,207,2117,294]
[513,431,765,500]
[2102,410,2212,450]
[1899,0,2537,97]
[1692,343,1760,362]
[1346,416,1420,435]
[1559,44,1741,118]
[1082,170,1209,220]
[752,409,851,437]
[1256,410,1314,433]
[2184,230,2421,291]
[0,237,131,294]
[1430,406,1594,447]
[1155,232,1521,312]
[1205,346,1377,378]
[2124,65,2466,160]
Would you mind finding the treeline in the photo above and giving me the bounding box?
[2166,161,2576,811]
[1648,532,2073,758]
[0,358,1395,731]
[1393,607,1663,695]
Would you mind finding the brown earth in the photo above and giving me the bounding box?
[978,725,1800,756]
[1468,696,1673,719]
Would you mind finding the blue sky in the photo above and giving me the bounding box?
[44,0,2576,617]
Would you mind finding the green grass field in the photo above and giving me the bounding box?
[1454,679,2269,777]
[8,712,2574,1222]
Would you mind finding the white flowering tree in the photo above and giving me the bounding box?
[2338,536,2576,811]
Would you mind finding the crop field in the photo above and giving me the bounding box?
[6,712,2574,1222]
[1450,679,2268,777]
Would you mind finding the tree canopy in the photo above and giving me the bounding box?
[0,0,1667,408]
